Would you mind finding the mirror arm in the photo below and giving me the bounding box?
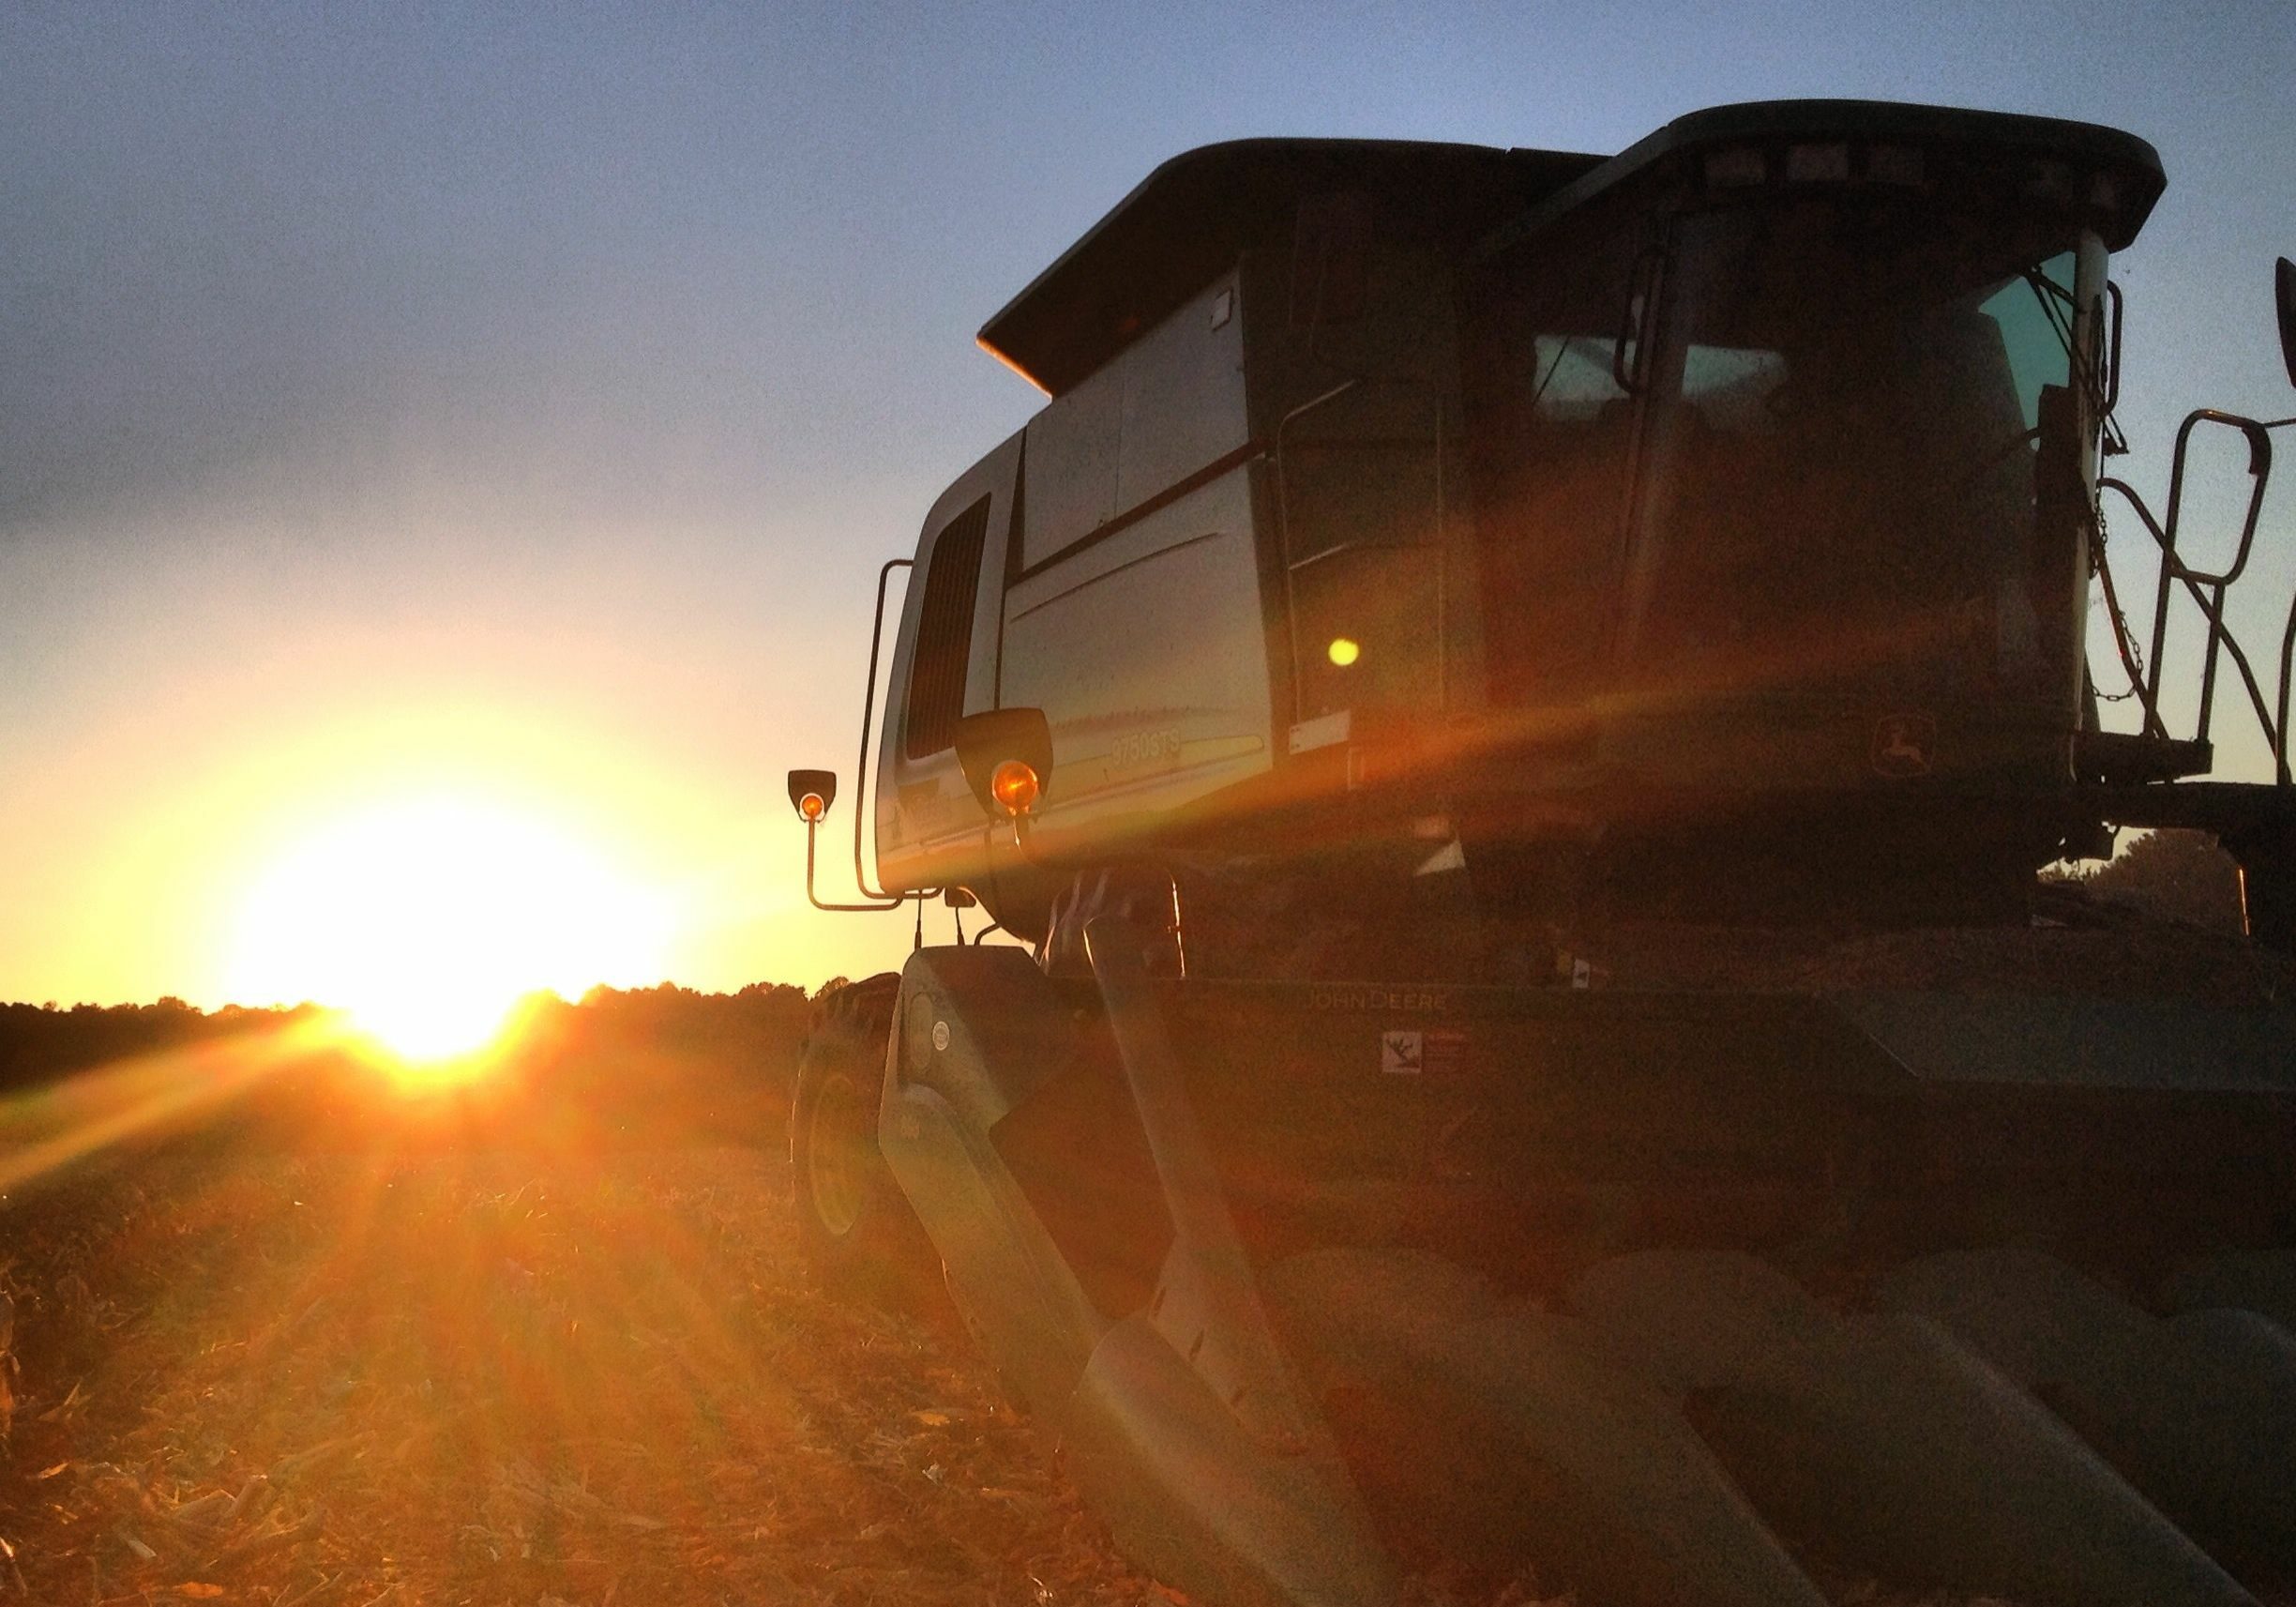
[806,817,908,914]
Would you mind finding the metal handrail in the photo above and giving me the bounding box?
[803,556,916,913]
[2095,408,2293,785]
[853,557,915,902]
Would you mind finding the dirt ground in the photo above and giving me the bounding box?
[0,1138,1173,1607]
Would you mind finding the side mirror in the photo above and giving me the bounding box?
[2277,257,2296,388]
[786,768,838,822]
[952,708,1052,818]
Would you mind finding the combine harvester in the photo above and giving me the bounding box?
[784,100,2296,1607]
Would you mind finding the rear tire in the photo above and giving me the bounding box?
[789,980,938,1308]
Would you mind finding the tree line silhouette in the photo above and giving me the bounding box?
[0,981,833,1163]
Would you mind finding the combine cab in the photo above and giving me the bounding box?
[785,100,2296,1607]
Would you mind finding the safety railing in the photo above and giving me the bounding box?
[2096,407,2296,786]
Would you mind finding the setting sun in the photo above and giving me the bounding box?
[226,792,672,1064]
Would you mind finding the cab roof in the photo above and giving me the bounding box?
[975,138,1601,396]
[976,101,2166,397]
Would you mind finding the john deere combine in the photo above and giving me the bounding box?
[783,100,2296,1607]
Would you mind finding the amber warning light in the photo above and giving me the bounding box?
[989,759,1041,817]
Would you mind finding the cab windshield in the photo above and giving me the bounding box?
[1627,196,2091,700]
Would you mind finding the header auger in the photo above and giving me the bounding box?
[784,99,2296,1607]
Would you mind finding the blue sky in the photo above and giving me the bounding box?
[2,0,2291,1004]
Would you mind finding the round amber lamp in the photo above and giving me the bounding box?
[989,759,1041,817]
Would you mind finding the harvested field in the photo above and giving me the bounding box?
[0,1136,1166,1607]
[1,1128,1594,1607]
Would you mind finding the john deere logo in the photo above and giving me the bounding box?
[1871,714,1936,778]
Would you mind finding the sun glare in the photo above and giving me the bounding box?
[227,793,672,1068]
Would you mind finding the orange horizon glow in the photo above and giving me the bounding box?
[224,790,674,1068]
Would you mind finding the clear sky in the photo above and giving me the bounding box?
[4,0,2292,1008]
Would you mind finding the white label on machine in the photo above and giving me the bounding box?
[1382,1030,1423,1075]
[1288,709,1352,754]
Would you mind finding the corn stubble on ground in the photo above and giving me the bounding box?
[0,1144,1156,1607]
[0,1139,2061,1607]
